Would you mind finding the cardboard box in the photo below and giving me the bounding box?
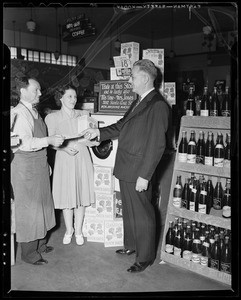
[164,82,176,106]
[113,55,131,68]
[104,219,124,247]
[95,192,116,220]
[94,165,114,194]
[114,191,123,219]
[120,42,140,67]
[110,67,131,80]
[77,115,98,134]
[85,204,97,217]
[86,217,105,243]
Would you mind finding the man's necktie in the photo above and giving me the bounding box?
[132,96,141,112]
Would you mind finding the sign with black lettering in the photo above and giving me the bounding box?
[98,80,137,114]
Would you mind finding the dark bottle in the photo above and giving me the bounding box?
[191,238,202,263]
[198,180,208,214]
[210,234,220,270]
[172,217,179,239]
[196,131,205,164]
[213,177,223,210]
[182,225,192,260]
[222,178,231,218]
[204,131,214,166]
[173,175,183,208]
[224,133,231,169]
[220,236,231,274]
[165,221,174,254]
[199,224,206,244]
[189,179,199,212]
[181,177,190,209]
[210,86,220,116]
[181,220,188,241]
[219,231,225,257]
[200,241,210,267]
[178,131,188,163]
[214,132,224,167]
[173,223,183,257]
[206,176,214,214]
[221,87,231,117]
[200,86,210,116]
[187,130,196,164]
[186,86,196,116]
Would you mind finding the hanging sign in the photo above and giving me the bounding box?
[98,80,137,114]
[62,14,96,42]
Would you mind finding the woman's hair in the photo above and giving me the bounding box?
[54,84,76,107]
[133,59,158,80]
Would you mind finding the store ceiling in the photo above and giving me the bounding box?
[3,4,237,43]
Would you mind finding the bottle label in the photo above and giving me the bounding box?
[189,201,195,211]
[178,152,187,163]
[200,256,209,266]
[192,254,201,263]
[222,206,231,218]
[173,247,182,257]
[165,244,174,254]
[214,158,224,167]
[205,156,213,166]
[210,110,218,116]
[224,159,231,169]
[181,199,188,208]
[183,250,192,260]
[198,204,207,214]
[215,144,224,149]
[221,110,231,117]
[200,110,209,116]
[186,110,194,116]
[173,197,181,208]
[187,154,196,163]
[200,190,207,196]
[213,197,222,209]
[220,262,231,274]
[196,155,204,164]
[210,258,219,270]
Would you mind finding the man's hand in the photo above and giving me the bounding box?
[136,176,149,192]
[47,135,65,147]
[80,128,100,141]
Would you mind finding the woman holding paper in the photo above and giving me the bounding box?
[45,85,96,246]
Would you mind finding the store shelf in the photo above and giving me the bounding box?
[161,251,231,285]
[180,116,230,130]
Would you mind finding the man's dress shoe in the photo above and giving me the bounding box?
[42,246,54,253]
[116,248,135,255]
[127,261,153,273]
[33,258,48,265]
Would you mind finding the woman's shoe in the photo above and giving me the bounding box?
[75,234,84,246]
[63,229,74,245]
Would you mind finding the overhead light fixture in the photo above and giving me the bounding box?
[26,8,36,32]
[114,39,121,51]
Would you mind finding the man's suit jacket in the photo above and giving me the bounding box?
[99,89,170,183]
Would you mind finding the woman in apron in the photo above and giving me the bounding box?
[11,76,64,265]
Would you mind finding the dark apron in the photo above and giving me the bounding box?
[11,104,56,243]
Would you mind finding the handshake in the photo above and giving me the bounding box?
[80,128,101,147]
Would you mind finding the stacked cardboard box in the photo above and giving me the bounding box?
[84,165,123,247]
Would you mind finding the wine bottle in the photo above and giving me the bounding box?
[224,133,231,169]
[189,179,199,212]
[220,236,231,274]
[173,223,183,257]
[173,175,183,208]
[200,241,210,267]
[213,177,223,210]
[198,180,208,214]
[210,86,220,116]
[210,234,220,270]
[204,131,214,166]
[196,131,205,164]
[199,224,206,244]
[187,130,196,164]
[186,86,196,116]
[173,217,179,239]
[200,86,210,116]
[191,238,202,263]
[178,131,188,163]
[222,178,231,218]
[214,132,224,167]
[206,176,214,214]
[182,225,193,260]
[165,221,174,254]
[221,87,231,117]
[181,177,190,209]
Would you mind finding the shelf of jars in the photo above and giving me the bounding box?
[160,115,231,286]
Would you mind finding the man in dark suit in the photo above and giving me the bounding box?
[82,59,169,273]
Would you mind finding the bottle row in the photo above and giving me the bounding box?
[173,173,231,218]
[178,130,230,168]
[185,86,231,117]
[165,218,231,274]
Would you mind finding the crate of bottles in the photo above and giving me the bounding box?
[160,116,231,285]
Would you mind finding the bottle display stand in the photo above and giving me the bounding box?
[160,116,231,285]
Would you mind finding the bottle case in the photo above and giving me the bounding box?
[160,116,231,285]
